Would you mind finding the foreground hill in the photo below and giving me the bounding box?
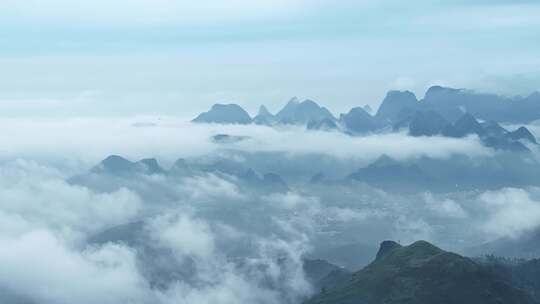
[307,240,537,304]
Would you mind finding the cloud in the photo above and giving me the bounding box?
[148,213,216,260]
[0,230,149,304]
[423,193,468,219]
[0,117,492,170]
[0,159,316,304]
[180,174,246,202]
[0,122,533,303]
[478,187,540,239]
[0,159,142,238]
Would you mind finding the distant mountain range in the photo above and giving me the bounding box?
[70,154,290,194]
[467,228,540,260]
[192,86,540,126]
[307,240,539,304]
[347,153,540,193]
[191,86,539,151]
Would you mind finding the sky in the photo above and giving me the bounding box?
[1,0,539,117]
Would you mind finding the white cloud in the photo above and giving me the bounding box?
[0,160,142,239]
[180,174,246,202]
[423,192,468,219]
[0,117,491,170]
[0,230,149,304]
[478,188,540,239]
[148,214,216,260]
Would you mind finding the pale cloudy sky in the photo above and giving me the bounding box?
[0,0,539,117]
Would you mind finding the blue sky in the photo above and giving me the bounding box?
[0,0,539,117]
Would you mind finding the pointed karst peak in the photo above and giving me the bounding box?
[386,89,417,100]
[257,105,273,117]
[253,105,275,125]
[276,97,335,124]
[527,91,540,99]
[407,110,451,137]
[444,112,485,138]
[102,154,130,165]
[136,158,164,174]
[300,99,319,107]
[375,240,402,260]
[455,113,483,129]
[340,107,376,134]
[288,96,300,105]
[97,155,134,172]
[375,90,419,122]
[508,126,537,144]
[192,103,252,124]
[424,85,464,101]
[363,104,373,114]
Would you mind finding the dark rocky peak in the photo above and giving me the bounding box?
[136,158,164,175]
[170,158,190,172]
[444,113,485,138]
[92,155,164,175]
[375,240,402,260]
[257,105,273,117]
[97,155,134,173]
[192,103,252,124]
[307,118,339,131]
[508,126,537,144]
[253,105,275,125]
[275,97,335,124]
[307,239,538,304]
[408,110,451,137]
[340,107,377,134]
[424,85,464,101]
[483,136,530,153]
[296,99,335,119]
[481,121,508,137]
[375,90,419,123]
[363,104,373,114]
[275,97,300,118]
[91,155,136,175]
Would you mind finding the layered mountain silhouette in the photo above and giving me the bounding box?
[347,153,540,193]
[307,240,538,304]
[339,107,378,134]
[192,104,252,124]
[191,86,539,154]
[348,155,435,192]
[91,155,165,176]
[467,228,540,260]
[395,111,536,152]
[252,105,275,125]
[72,155,290,194]
[275,98,336,125]
[375,90,419,124]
